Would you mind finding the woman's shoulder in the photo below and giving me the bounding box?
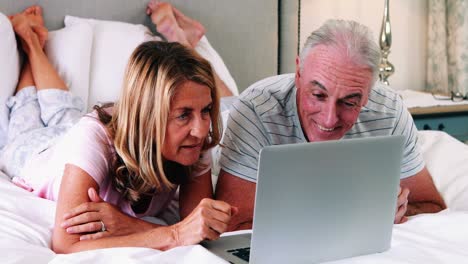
[58,109,115,153]
[81,106,113,125]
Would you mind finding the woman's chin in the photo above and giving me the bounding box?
[173,154,200,166]
[164,147,202,166]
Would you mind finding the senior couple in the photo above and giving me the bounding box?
[3,3,445,254]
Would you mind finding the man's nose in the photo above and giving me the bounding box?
[323,102,339,127]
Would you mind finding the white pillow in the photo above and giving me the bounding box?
[0,12,20,148]
[64,16,151,110]
[65,16,239,111]
[419,130,468,211]
[45,22,93,110]
[195,36,238,95]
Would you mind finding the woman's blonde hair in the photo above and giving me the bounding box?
[96,41,221,203]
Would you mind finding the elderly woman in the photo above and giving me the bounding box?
[2,5,235,253]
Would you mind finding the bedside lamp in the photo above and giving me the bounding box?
[379,0,394,85]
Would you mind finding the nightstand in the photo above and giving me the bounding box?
[400,89,468,142]
[409,104,468,142]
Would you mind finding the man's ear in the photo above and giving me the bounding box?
[295,56,301,76]
[361,90,370,106]
[295,56,301,84]
[362,96,369,106]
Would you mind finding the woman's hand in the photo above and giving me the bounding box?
[394,186,410,224]
[170,198,237,246]
[61,188,153,240]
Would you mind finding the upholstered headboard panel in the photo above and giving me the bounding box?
[0,0,278,92]
[279,0,299,74]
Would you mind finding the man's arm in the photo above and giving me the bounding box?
[215,170,256,231]
[400,166,446,216]
[180,171,213,219]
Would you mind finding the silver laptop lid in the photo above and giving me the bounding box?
[250,135,404,264]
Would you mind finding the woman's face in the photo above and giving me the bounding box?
[162,81,213,166]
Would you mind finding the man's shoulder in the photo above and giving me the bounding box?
[236,74,295,114]
[347,82,406,137]
[364,82,404,114]
[239,74,295,102]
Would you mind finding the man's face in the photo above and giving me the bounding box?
[295,45,373,142]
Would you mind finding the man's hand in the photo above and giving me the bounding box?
[401,167,446,216]
[394,186,410,224]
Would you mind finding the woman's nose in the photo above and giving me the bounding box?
[190,116,209,138]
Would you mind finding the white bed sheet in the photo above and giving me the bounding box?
[1,173,468,264]
[1,131,468,263]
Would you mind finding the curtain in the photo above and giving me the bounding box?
[426,0,468,95]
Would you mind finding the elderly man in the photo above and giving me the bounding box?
[215,19,446,230]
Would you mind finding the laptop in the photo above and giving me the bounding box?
[202,135,404,264]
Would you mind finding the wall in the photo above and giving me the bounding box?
[1,0,278,94]
[299,0,427,91]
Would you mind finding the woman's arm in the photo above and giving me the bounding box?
[179,170,213,219]
[64,170,215,237]
[52,164,177,253]
[54,165,235,253]
[61,187,162,241]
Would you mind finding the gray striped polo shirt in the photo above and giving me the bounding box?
[219,74,424,182]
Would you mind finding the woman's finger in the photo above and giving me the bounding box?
[61,211,101,228]
[66,221,103,234]
[207,206,232,224]
[202,224,221,241]
[63,202,101,220]
[231,206,239,216]
[87,187,103,202]
[209,199,232,215]
[206,218,229,234]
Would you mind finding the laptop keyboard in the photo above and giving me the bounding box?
[227,247,250,262]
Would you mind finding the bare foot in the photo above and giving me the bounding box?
[9,18,40,54]
[172,6,205,47]
[146,1,191,47]
[9,6,48,48]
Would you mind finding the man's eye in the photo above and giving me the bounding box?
[313,93,326,100]
[343,101,358,107]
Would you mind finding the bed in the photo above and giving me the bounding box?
[1,1,468,263]
[0,131,467,264]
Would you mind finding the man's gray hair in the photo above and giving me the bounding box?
[299,19,381,85]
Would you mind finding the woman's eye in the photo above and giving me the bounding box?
[177,113,189,120]
[202,107,212,114]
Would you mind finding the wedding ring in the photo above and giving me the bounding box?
[100,220,106,232]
